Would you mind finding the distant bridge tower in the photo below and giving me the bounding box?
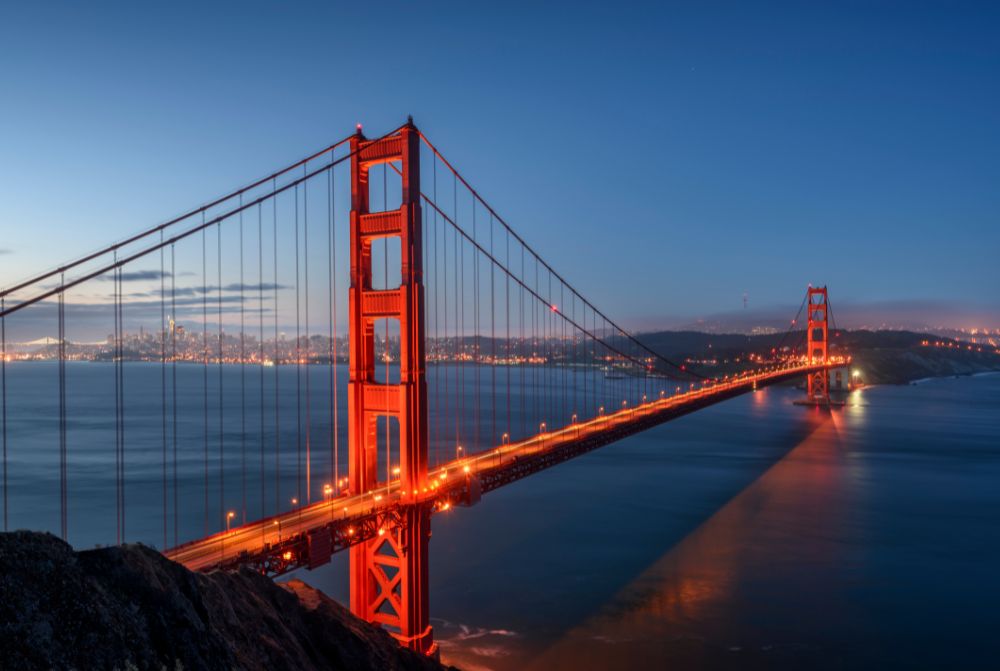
[348,120,433,655]
[806,286,829,403]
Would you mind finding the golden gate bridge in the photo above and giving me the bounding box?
[0,119,847,656]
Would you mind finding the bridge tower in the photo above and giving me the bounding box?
[348,120,433,655]
[806,286,829,403]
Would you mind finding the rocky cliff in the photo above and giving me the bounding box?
[0,531,456,671]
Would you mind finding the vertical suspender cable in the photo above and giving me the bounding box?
[454,176,466,460]
[304,171,312,503]
[273,181,280,514]
[258,203,265,524]
[112,258,120,544]
[490,213,496,446]
[240,198,247,523]
[295,183,302,506]
[505,224,510,443]
[520,246,525,440]
[331,162,340,497]
[218,221,224,528]
[171,245,178,547]
[58,274,66,541]
[1,295,6,532]
[441,170,449,461]
[118,265,125,541]
[328,159,338,494]
[201,223,209,535]
[431,158,439,468]
[160,232,167,549]
[472,199,479,453]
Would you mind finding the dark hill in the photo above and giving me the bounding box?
[636,328,1000,384]
[0,531,456,671]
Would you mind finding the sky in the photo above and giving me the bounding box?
[1,0,998,333]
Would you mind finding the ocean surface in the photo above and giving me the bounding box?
[2,363,998,669]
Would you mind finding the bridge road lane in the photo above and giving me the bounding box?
[166,362,841,572]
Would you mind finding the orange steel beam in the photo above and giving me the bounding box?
[347,119,432,655]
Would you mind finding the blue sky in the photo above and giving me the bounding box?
[1,1,998,329]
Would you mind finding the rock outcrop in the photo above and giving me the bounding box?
[0,531,455,671]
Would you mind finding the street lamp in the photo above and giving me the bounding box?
[323,483,333,500]
[456,444,464,460]
[502,432,509,446]
[226,511,235,533]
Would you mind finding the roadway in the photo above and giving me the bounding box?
[165,360,844,573]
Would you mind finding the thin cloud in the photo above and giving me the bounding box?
[95,269,172,282]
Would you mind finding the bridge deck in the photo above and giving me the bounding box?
[165,362,841,575]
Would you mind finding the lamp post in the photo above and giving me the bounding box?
[226,510,235,533]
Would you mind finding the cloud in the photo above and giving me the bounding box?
[96,269,172,282]
[0,248,11,255]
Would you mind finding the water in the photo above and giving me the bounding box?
[3,364,999,669]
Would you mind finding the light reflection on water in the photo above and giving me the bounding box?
[423,375,999,670]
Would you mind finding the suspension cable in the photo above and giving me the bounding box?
[0,137,356,300]
[416,132,702,380]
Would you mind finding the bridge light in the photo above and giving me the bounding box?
[378,528,385,536]
[441,502,451,511]
[463,465,471,474]
[392,466,401,476]
[348,527,355,536]
[282,551,293,561]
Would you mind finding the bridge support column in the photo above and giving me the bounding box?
[806,286,830,404]
[348,120,434,655]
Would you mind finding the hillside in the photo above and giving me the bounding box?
[636,329,1000,385]
[0,531,456,671]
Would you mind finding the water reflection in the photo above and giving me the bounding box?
[523,412,854,670]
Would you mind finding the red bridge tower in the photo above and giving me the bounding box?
[348,120,433,655]
[806,286,830,404]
